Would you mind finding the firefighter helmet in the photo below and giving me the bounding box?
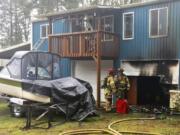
[118,68,124,72]
[108,68,114,74]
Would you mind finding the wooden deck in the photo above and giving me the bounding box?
[48,30,119,108]
[48,31,119,59]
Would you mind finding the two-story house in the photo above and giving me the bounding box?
[32,0,180,107]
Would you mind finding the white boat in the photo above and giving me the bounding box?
[0,51,62,103]
[0,51,96,120]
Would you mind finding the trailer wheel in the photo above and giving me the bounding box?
[10,103,24,117]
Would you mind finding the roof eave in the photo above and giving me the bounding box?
[33,0,177,19]
[119,0,174,9]
[34,5,120,19]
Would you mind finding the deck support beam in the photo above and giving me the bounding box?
[48,18,52,52]
[96,26,102,108]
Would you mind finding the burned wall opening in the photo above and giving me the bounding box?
[122,60,179,106]
[121,60,179,85]
[137,76,178,106]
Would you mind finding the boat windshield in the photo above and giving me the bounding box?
[0,52,61,80]
[26,67,51,80]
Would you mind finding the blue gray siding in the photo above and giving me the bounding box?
[118,0,180,61]
[53,19,69,34]
[32,21,49,51]
[32,0,180,78]
[32,19,71,77]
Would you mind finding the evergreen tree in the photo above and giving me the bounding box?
[0,0,152,48]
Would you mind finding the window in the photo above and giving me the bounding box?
[22,53,37,80]
[53,55,60,79]
[40,24,49,38]
[149,7,168,37]
[0,67,10,77]
[101,15,114,41]
[123,12,134,40]
[37,53,52,80]
[7,58,21,79]
[81,15,95,31]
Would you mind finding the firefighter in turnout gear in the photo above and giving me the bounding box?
[115,68,130,99]
[102,68,116,112]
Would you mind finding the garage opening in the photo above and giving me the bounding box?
[137,76,169,106]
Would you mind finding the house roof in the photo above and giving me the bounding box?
[34,0,176,19]
[33,5,119,19]
[31,18,48,23]
[0,42,30,59]
[118,0,176,9]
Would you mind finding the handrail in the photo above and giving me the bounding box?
[49,30,98,37]
[49,30,119,58]
[48,30,118,37]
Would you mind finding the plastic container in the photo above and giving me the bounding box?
[116,99,128,114]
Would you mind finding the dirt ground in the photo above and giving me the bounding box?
[0,102,180,135]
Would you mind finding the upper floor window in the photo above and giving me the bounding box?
[101,15,114,41]
[149,7,168,38]
[40,24,49,38]
[123,12,134,40]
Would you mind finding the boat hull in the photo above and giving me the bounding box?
[0,77,51,103]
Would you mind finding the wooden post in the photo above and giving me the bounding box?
[49,18,52,35]
[48,36,52,52]
[63,36,68,56]
[79,34,85,56]
[96,31,101,108]
[96,17,101,108]
[79,34,82,56]
[48,18,52,52]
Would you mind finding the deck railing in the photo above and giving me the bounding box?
[48,31,119,58]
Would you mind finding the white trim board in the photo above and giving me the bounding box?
[149,7,168,38]
[122,12,134,40]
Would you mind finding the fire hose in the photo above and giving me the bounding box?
[59,129,120,135]
[59,117,163,135]
[108,117,162,135]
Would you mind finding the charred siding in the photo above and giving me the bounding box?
[118,0,180,60]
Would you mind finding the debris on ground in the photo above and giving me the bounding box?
[129,105,173,115]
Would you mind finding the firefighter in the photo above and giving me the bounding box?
[102,68,116,112]
[115,68,130,100]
